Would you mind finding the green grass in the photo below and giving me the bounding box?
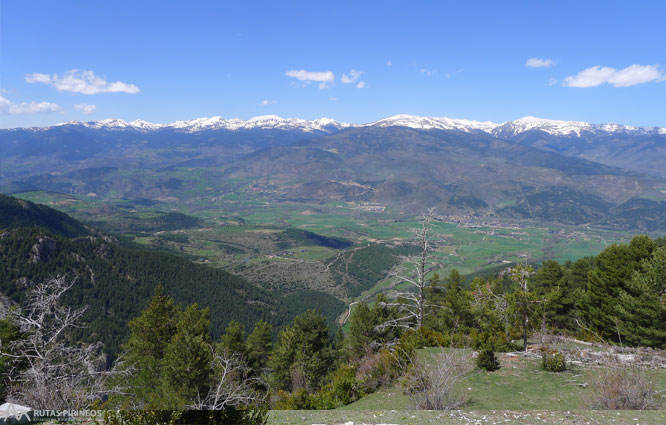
[341,354,590,411]
[269,348,666,424]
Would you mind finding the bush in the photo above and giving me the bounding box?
[403,350,472,410]
[311,364,365,409]
[273,389,313,410]
[542,350,566,372]
[356,348,404,391]
[475,348,500,371]
[471,330,519,352]
[103,408,268,425]
[399,327,448,350]
[586,361,661,410]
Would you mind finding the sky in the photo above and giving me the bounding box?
[2,0,666,128]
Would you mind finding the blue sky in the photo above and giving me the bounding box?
[2,0,666,128]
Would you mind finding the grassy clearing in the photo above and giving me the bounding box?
[343,349,666,412]
[341,354,591,411]
[270,348,666,425]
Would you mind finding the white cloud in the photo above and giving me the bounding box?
[547,78,558,86]
[261,99,277,105]
[526,58,554,68]
[285,69,335,88]
[419,68,436,76]
[25,69,140,94]
[0,95,62,115]
[341,69,362,84]
[563,64,665,88]
[74,103,97,114]
[386,60,392,66]
[356,81,366,89]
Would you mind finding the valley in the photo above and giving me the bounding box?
[12,189,629,308]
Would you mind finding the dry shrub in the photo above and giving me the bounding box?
[586,360,661,410]
[356,348,403,391]
[403,350,472,410]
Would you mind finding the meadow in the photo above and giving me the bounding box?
[269,348,666,425]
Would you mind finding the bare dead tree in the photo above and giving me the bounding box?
[403,349,472,410]
[189,348,266,410]
[0,276,110,409]
[378,208,438,331]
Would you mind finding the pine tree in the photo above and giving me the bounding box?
[443,269,474,332]
[159,304,212,408]
[219,320,247,357]
[120,285,182,406]
[558,258,592,330]
[579,236,655,342]
[346,303,378,358]
[508,263,537,351]
[269,310,331,393]
[616,247,666,347]
[246,321,272,374]
[533,260,566,331]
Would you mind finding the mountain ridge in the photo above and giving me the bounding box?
[9,114,666,137]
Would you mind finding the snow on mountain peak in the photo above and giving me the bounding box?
[48,114,666,137]
[366,114,498,133]
[494,116,666,137]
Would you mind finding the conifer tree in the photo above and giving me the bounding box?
[269,310,331,392]
[120,285,182,406]
[220,320,247,357]
[616,247,666,347]
[578,236,655,342]
[160,304,212,407]
[246,321,272,374]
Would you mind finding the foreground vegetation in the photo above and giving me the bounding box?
[1,196,665,424]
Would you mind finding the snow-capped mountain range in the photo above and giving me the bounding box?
[45,114,666,137]
[54,115,351,133]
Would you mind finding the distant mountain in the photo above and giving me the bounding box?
[361,114,499,133]
[219,126,666,230]
[492,116,666,138]
[31,115,351,133]
[2,114,666,230]
[3,114,665,178]
[367,116,666,177]
[8,113,665,136]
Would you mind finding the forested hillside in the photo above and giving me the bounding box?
[0,195,345,356]
[0,193,89,237]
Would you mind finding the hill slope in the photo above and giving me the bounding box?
[0,193,89,237]
[0,196,345,355]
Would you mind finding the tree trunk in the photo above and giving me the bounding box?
[523,314,528,351]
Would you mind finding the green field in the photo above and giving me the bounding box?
[12,190,631,306]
